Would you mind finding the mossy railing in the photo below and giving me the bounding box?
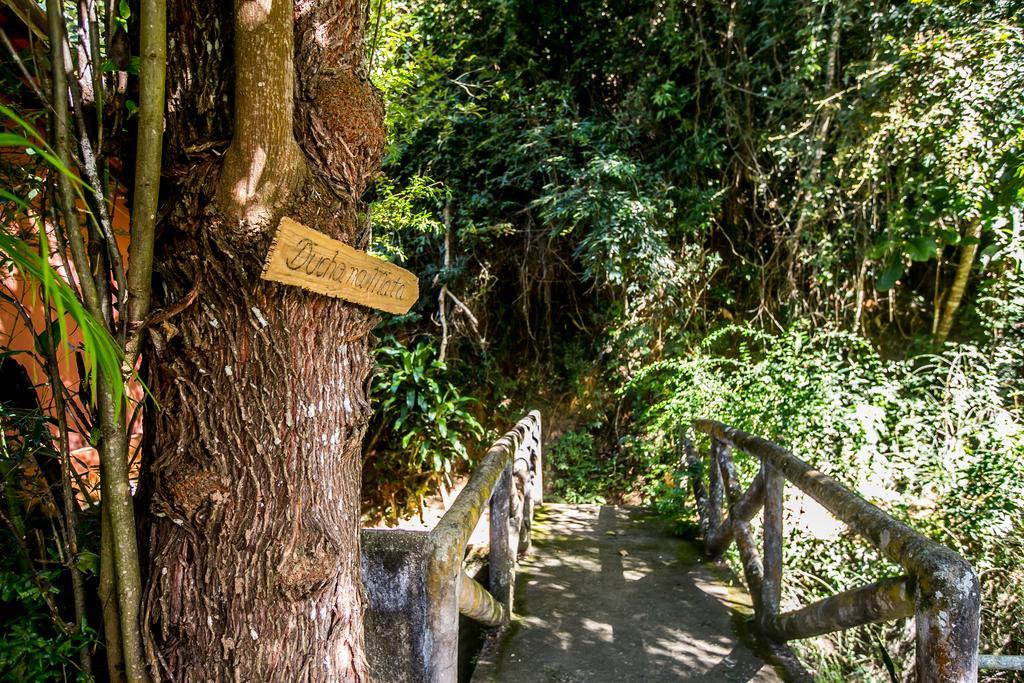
[362,411,543,682]
[691,419,981,682]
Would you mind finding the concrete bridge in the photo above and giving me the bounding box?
[360,412,1020,682]
[470,503,785,682]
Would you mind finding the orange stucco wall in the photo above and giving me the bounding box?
[1,159,142,498]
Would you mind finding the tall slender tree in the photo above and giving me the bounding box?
[139,0,384,678]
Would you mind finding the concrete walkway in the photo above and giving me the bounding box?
[471,504,785,682]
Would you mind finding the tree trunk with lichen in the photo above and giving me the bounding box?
[138,0,384,679]
[934,219,983,347]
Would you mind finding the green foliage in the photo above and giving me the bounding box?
[363,338,485,522]
[0,402,96,682]
[645,472,700,538]
[1,105,127,411]
[627,323,1024,677]
[367,1,1024,675]
[0,567,95,683]
[370,0,1024,376]
[369,174,449,262]
[838,18,1024,290]
[0,105,91,195]
[547,431,613,504]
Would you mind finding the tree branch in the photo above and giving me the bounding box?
[215,0,306,225]
[123,0,166,368]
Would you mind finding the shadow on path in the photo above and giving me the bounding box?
[472,504,785,682]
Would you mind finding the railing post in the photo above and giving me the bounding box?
[761,462,784,629]
[489,463,513,620]
[717,445,765,608]
[681,431,709,536]
[360,530,464,683]
[706,438,725,555]
[427,550,462,683]
[914,555,980,682]
[509,470,525,558]
[361,530,435,683]
[530,416,543,505]
[517,414,542,555]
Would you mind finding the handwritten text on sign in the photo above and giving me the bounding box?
[261,217,418,314]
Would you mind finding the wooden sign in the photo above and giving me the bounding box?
[261,217,418,314]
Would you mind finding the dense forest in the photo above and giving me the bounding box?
[363,0,1024,679]
[0,0,1022,680]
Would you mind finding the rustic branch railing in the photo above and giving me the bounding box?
[362,411,543,683]
[690,419,981,683]
[432,410,542,633]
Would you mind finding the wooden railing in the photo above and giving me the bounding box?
[690,419,981,683]
[433,410,543,632]
[362,411,543,683]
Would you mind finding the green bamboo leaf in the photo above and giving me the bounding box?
[0,106,91,192]
[0,188,29,209]
[0,230,126,410]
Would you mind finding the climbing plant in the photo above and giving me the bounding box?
[625,323,1024,677]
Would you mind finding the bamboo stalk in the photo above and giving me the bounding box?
[42,314,93,678]
[99,502,126,683]
[123,0,165,366]
[45,0,101,319]
[47,3,147,671]
[60,29,126,323]
[45,4,143,675]
[96,381,148,683]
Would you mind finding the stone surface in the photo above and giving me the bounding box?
[471,504,785,682]
[361,529,433,683]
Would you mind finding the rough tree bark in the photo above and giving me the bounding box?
[139,0,384,679]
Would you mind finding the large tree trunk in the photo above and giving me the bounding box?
[139,0,384,679]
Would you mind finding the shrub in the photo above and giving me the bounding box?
[0,400,96,681]
[363,337,484,523]
[627,323,1024,680]
[547,431,613,504]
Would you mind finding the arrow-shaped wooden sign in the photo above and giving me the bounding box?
[261,217,418,314]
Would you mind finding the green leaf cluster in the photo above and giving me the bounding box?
[363,337,485,522]
[626,322,1024,677]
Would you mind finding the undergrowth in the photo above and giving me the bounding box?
[624,323,1024,681]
